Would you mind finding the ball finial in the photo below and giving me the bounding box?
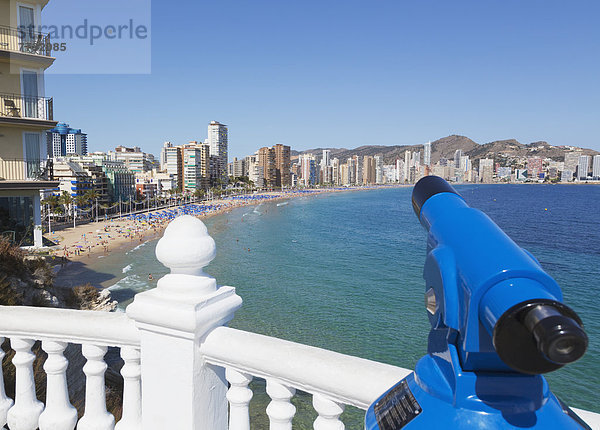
[155,215,216,275]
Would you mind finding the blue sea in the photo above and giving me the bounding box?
[93,185,600,425]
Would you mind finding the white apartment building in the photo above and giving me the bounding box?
[208,121,228,184]
[375,155,383,184]
[593,155,600,180]
[578,155,590,180]
[423,141,432,166]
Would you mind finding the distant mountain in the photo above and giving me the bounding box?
[293,135,599,165]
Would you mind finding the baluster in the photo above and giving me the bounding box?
[226,368,252,430]
[266,379,296,430]
[7,338,44,430]
[39,341,77,430]
[77,344,115,430]
[115,347,141,430]
[313,393,344,430]
[0,337,14,427]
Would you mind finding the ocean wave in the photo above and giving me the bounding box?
[107,275,147,292]
[122,264,133,273]
[127,242,147,254]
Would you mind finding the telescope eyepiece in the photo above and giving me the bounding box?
[493,300,588,374]
[523,305,588,365]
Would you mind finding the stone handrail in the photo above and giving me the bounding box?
[0,306,140,347]
[201,326,411,410]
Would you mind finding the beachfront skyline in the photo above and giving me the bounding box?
[42,0,600,157]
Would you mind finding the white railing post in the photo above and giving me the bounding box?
[313,394,344,430]
[38,340,77,430]
[0,337,14,427]
[226,368,252,430]
[7,337,44,430]
[266,379,296,430]
[127,215,242,430]
[114,347,142,430]
[77,344,114,430]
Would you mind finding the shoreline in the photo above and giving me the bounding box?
[50,186,393,289]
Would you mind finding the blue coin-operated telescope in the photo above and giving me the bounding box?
[366,176,589,429]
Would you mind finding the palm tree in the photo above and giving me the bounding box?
[75,195,88,210]
[59,191,73,221]
[193,188,205,202]
[42,194,60,214]
[84,190,100,221]
[100,204,111,221]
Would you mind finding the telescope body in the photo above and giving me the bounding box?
[365,177,588,429]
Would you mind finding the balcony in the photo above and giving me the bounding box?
[0,158,54,182]
[0,92,53,122]
[0,25,52,57]
[0,215,598,429]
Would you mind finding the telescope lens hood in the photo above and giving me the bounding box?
[412,176,459,218]
[493,299,588,374]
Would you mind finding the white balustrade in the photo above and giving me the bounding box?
[38,340,77,430]
[226,368,253,430]
[313,394,344,430]
[114,347,142,430]
[7,337,44,430]
[266,379,296,430]
[201,327,411,409]
[0,337,14,426]
[77,344,115,430]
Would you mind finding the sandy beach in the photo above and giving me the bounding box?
[44,188,364,263]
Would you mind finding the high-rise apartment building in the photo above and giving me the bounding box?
[353,155,362,184]
[362,156,376,185]
[199,143,211,188]
[403,151,411,183]
[593,155,600,180]
[374,156,383,184]
[321,150,331,184]
[47,123,88,157]
[564,152,581,178]
[208,121,228,184]
[164,145,183,190]
[479,158,494,183]
[229,157,245,178]
[246,154,264,188]
[578,155,590,180]
[454,149,463,168]
[423,141,432,166]
[160,142,172,171]
[0,0,59,246]
[258,147,276,187]
[331,157,340,185]
[182,143,205,191]
[395,159,403,182]
[340,163,349,186]
[299,154,317,186]
[273,144,291,187]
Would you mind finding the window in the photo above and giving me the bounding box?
[24,132,41,179]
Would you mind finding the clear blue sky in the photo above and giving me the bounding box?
[44,0,600,158]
